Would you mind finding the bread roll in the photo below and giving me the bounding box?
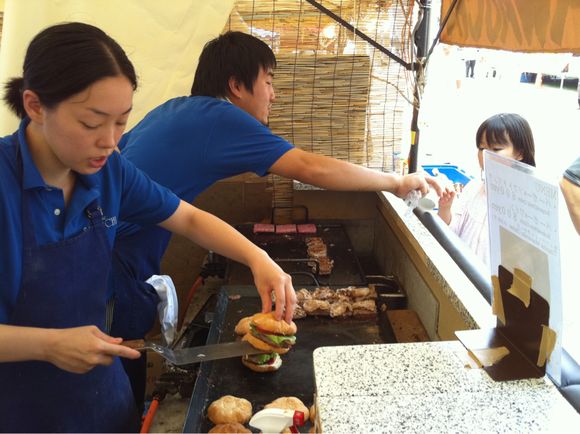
[234,316,254,336]
[241,353,282,372]
[208,422,251,433]
[264,396,310,421]
[251,312,297,335]
[207,395,252,425]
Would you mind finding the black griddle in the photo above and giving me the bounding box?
[183,285,395,433]
[226,223,367,287]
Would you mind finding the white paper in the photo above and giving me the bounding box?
[485,151,562,384]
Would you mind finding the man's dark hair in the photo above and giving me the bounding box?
[3,22,137,119]
[191,31,276,98]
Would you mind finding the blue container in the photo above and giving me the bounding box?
[422,164,474,186]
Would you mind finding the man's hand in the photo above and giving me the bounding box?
[395,172,443,198]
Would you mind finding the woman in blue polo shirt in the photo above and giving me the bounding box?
[0,23,295,433]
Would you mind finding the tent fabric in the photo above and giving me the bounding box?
[440,0,580,53]
[0,0,235,135]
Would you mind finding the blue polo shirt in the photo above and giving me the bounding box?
[0,119,180,322]
[119,96,293,235]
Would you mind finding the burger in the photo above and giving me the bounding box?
[242,312,297,355]
[234,315,255,336]
[241,352,282,372]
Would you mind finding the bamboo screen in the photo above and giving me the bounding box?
[224,0,416,219]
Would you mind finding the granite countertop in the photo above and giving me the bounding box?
[313,341,580,433]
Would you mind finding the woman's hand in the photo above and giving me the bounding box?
[45,326,141,374]
[249,250,296,323]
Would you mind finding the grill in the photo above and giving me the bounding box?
[227,223,367,287]
[183,285,396,433]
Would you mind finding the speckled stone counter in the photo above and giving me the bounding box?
[313,341,579,433]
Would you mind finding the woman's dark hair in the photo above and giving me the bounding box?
[191,31,276,98]
[476,113,536,167]
[3,22,137,119]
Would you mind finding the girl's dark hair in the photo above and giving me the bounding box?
[476,113,536,167]
[191,31,276,98]
[3,22,137,119]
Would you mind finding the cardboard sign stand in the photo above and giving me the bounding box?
[456,265,550,381]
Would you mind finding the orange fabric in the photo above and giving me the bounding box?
[440,0,580,53]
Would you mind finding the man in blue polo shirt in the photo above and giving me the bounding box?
[113,31,441,406]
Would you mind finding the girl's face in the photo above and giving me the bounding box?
[477,132,522,171]
[37,75,133,175]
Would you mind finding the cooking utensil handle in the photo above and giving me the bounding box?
[121,339,147,351]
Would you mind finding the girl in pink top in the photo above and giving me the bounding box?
[438,113,536,267]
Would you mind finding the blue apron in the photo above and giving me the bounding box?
[0,146,140,432]
[109,228,167,340]
[109,231,168,413]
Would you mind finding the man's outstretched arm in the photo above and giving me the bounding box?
[269,148,441,198]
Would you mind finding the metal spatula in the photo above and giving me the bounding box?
[123,339,265,366]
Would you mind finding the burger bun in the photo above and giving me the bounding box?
[209,423,251,433]
[241,353,282,372]
[207,395,252,425]
[234,316,254,336]
[251,312,297,335]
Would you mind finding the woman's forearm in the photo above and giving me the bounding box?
[159,201,268,267]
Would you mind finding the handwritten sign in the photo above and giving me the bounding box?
[485,151,562,384]
[487,170,559,258]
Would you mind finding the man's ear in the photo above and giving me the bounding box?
[22,90,44,124]
[227,76,244,100]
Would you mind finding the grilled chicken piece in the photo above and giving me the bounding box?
[293,304,307,319]
[316,257,334,275]
[296,288,313,303]
[303,299,331,316]
[312,287,336,301]
[329,301,353,318]
[351,299,377,316]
